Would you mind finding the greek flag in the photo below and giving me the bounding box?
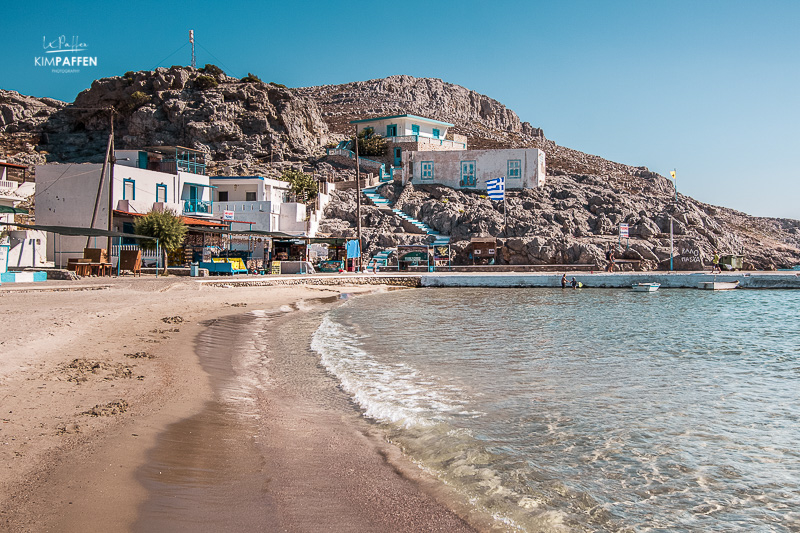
[486,176,505,201]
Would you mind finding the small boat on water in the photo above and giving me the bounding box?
[697,280,739,290]
[632,282,660,292]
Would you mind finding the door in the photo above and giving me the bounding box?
[460,161,476,187]
[386,124,397,137]
[189,185,199,212]
[394,147,402,166]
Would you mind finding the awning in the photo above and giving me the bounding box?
[0,206,29,214]
[0,221,156,240]
[184,182,217,188]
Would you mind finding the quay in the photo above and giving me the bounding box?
[195,271,800,290]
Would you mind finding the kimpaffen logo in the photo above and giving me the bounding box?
[35,35,98,74]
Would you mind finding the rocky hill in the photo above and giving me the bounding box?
[1,69,799,269]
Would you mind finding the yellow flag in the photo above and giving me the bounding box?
[669,170,676,180]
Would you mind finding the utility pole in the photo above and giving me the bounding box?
[107,108,115,255]
[87,113,114,248]
[354,125,362,271]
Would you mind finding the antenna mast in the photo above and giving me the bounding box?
[190,30,196,68]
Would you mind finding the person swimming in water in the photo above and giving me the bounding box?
[561,274,568,289]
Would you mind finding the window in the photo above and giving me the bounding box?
[412,124,420,136]
[386,124,397,137]
[246,191,256,201]
[507,159,522,179]
[421,161,434,181]
[123,178,135,200]
[460,161,476,187]
[432,128,440,139]
[218,191,228,202]
[156,183,167,203]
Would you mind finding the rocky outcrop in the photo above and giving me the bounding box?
[322,178,800,271]
[1,67,329,169]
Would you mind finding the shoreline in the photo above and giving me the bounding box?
[0,279,478,532]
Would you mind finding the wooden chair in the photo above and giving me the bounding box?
[119,249,142,276]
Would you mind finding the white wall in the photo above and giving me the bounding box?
[279,203,307,234]
[403,148,546,190]
[35,163,202,262]
[7,230,48,267]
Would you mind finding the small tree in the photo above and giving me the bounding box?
[357,127,387,157]
[134,209,187,274]
[280,169,318,203]
[241,72,262,83]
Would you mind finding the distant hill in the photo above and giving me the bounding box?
[1,68,798,269]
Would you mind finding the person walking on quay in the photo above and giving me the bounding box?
[711,250,721,273]
[561,273,568,289]
[607,248,615,273]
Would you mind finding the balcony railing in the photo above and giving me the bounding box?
[149,160,207,175]
[387,135,466,149]
[184,199,212,214]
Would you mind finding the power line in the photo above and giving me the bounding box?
[151,41,190,71]
[197,43,239,78]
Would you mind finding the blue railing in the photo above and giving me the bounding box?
[184,200,212,214]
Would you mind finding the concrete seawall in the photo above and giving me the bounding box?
[197,271,800,289]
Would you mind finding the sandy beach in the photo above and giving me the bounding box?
[0,277,476,532]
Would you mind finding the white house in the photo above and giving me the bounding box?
[210,175,337,237]
[35,147,213,263]
[403,147,546,190]
[349,114,467,167]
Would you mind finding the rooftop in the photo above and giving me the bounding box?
[349,114,454,127]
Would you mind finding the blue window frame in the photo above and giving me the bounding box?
[156,183,167,203]
[123,178,135,200]
[386,124,397,137]
[507,159,522,179]
[412,124,420,136]
[421,161,434,181]
[460,160,476,187]
[432,128,440,138]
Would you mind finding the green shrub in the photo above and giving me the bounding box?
[241,72,262,83]
[195,75,218,90]
[280,168,318,203]
[200,64,224,78]
[269,82,287,89]
[356,127,387,157]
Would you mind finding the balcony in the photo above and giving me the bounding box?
[184,199,212,214]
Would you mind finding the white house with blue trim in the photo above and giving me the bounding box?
[402,147,546,191]
[35,147,213,263]
[349,114,468,168]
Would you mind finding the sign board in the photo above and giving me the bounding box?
[270,261,281,275]
[202,247,212,262]
[619,223,629,238]
[223,210,235,221]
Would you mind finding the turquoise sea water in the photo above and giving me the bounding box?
[311,288,800,532]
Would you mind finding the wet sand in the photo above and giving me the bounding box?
[0,278,477,532]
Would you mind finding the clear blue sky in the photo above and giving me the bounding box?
[3,1,799,219]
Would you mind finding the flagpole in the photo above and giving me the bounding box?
[503,177,508,237]
[669,169,676,271]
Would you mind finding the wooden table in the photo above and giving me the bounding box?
[75,262,113,276]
